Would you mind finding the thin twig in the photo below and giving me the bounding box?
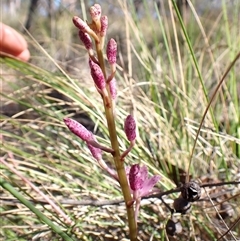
[2,181,239,207]
[217,217,240,241]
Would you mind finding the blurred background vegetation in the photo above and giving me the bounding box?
[1,0,240,240]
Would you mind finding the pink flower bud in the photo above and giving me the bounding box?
[93,4,101,15]
[64,117,93,142]
[109,78,117,100]
[73,16,99,43]
[106,38,117,64]
[78,31,92,50]
[72,16,89,32]
[90,4,101,23]
[100,16,108,37]
[89,59,106,90]
[124,115,136,141]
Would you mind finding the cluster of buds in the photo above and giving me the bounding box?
[72,4,117,106]
[64,3,160,229]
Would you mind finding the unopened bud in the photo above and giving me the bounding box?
[78,31,92,50]
[90,4,101,28]
[64,118,93,142]
[89,59,106,91]
[124,115,136,141]
[73,16,90,33]
[100,16,108,37]
[73,16,99,42]
[106,38,117,64]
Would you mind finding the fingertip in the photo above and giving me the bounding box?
[16,49,30,62]
[0,23,30,61]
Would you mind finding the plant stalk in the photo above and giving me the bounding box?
[96,42,138,240]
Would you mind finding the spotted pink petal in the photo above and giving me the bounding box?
[140,175,161,197]
[139,165,148,181]
[64,117,93,142]
[124,115,136,141]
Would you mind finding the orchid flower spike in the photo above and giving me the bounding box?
[128,164,160,221]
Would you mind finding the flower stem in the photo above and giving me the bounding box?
[96,42,138,240]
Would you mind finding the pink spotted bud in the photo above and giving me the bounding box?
[90,4,101,23]
[106,38,117,64]
[89,59,106,90]
[93,4,101,15]
[78,31,92,50]
[109,78,117,100]
[100,16,108,37]
[124,115,136,141]
[64,117,93,142]
[73,16,99,42]
[72,16,90,33]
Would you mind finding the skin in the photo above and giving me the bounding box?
[0,23,30,62]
